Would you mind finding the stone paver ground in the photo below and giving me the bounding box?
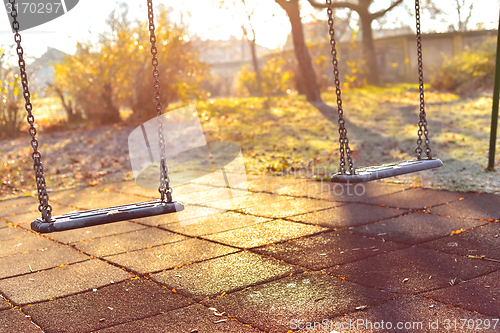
[0,176,499,332]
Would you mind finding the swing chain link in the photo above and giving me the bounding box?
[326,0,355,175]
[9,0,52,222]
[147,0,172,203]
[414,0,432,159]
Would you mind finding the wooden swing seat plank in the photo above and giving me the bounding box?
[330,158,443,183]
[31,200,184,233]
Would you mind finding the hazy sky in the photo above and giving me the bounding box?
[0,0,498,59]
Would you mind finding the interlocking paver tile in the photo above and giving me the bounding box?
[23,278,192,333]
[327,247,500,294]
[151,251,299,301]
[112,182,212,198]
[1,203,80,228]
[138,204,224,227]
[0,233,56,258]
[240,198,339,218]
[204,220,328,248]
[47,221,148,244]
[298,295,497,333]
[310,182,411,203]
[233,176,298,192]
[352,212,485,245]
[0,203,44,219]
[0,196,36,209]
[206,192,292,211]
[289,203,407,228]
[105,238,239,274]
[73,227,187,257]
[50,189,152,210]
[207,271,391,333]
[0,309,41,333]
[163,212,269,237]
[0,259,132,305]
[366,188,471,209]
[420,222,500,259]
[0,226,32,241]
[94,303,260,333]
[0,245,88,279]
[0,296,10,311]
[423,270,500,318]
[174,186,247,206]
[429,193,500,220]
[253,231,407,270]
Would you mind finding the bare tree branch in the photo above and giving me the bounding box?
[307,0,362,13]
[371,0,404,19]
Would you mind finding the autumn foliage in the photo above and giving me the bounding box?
[53,4,209,125]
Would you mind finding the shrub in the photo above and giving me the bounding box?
[431,38,497,95]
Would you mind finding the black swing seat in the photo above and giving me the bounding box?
[330,158,443,183]
[31,200,184,233]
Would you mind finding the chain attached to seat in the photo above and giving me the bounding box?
[326,0,355,175]
[414,0,432,160]
[147,0,172,202]
[10,0,52,222]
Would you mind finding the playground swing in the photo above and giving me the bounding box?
[325,0,443,183]
[8,0,185,233]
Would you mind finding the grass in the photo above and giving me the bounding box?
[1,84,499,200]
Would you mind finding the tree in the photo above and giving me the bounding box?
[307,0,403,85]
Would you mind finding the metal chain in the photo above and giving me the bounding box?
[326,0,355,175]
[9,0,52,222]
[147,0,172,202]
[414,0,432,159]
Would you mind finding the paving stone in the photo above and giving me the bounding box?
[0,203,44,219]
[73,227,187,257]
[0,196,37,209]
[50,188,152,210]
[206,192,292,211]
[105,238,239,274]
[420,222,500,260]
[94,303,260,333]
[0,245,89,279]
[366,188,471,209]
[173,186,248,206]
[327,247,500,294]
[0,233,56,258]
[207,271,391,333]
[0,309,41,333]
[23,279,192,333]
[423,270,500,318]
[352,213,485,245]
[163,212,270,237]
[0,226,33,241]
[138,204,224,227]
[0,296,10,310]
[229,176,298,192]
[204,220,328,248]
[240,198,339,218]
[298,295,497,333]
[310,182,411,203]
[288,203,407,228]
[0,259,132,305]
[113,183,215,198]
[429,193,500,220]
[151,251,299,301]
[47,221,148,245]
[253,231,407,270]
[1,203,80,228]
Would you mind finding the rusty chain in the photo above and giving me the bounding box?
[147,0,172,202]
[326,0,355,175]
[10,0,52,222]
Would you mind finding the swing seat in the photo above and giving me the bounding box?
[330,158,443,183]
[31,200,184,233]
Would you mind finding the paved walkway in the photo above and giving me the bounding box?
[0,176,499,332]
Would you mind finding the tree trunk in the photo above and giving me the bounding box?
[359,12,380,85]
[249,38,264,96]
[275,0,322,103]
